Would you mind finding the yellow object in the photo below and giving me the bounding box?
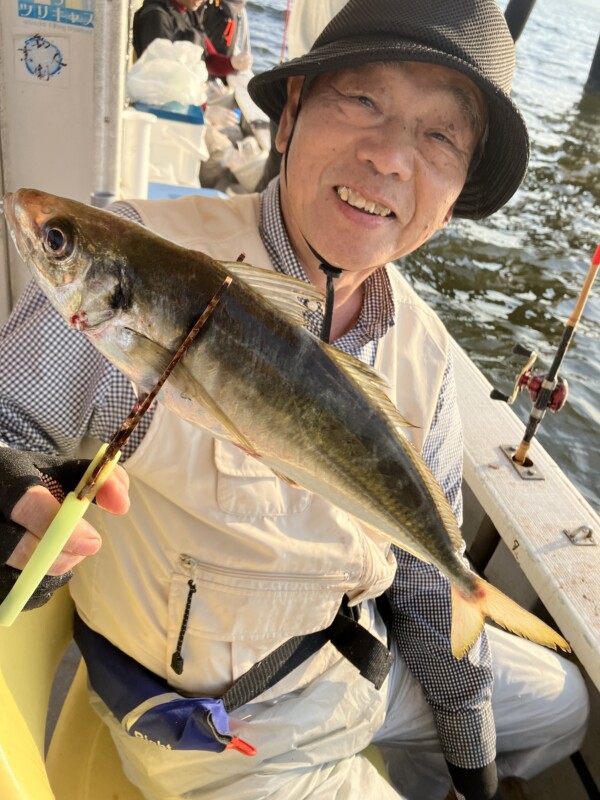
[46,660,144,799]
[0,585,388,797]
[0,586,142,799]
[0,445,120,627]
[363,744,390,779]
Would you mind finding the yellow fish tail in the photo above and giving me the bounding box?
[450,577,571,659]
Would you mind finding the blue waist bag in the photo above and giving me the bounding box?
[74,614,255,755]
[74,599,391,756]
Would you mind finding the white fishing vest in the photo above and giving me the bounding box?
[71,193,449,701]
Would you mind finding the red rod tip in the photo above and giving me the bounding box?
[593,244,600,266]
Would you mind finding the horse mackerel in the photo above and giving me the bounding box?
[3,187,570,659]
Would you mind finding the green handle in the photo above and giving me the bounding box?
[0,444,120,627]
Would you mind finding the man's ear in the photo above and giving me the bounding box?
[275,77,305,154]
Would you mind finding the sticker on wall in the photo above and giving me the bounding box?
[18,1,94,29]
[16,34,70,84]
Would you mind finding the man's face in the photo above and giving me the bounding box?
[276,62,486,275]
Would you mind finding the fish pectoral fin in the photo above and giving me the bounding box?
[172,370,262,456]
[122,329,259,455]
[450,578,571,660]
[222,261,325,326]
[122,331,176,388]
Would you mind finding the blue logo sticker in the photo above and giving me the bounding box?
[20,34,67,81]
[18,2,94,29]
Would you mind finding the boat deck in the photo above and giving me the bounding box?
[454,339,600,799]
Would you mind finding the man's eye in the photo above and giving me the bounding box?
[355,95,375,109]
[338,90,375,110]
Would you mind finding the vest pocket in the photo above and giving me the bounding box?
[166,554,351,687]
[214,439,312,518]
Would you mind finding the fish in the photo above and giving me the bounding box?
[3,187,569,659]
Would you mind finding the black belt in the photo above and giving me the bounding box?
[222,596,393,712]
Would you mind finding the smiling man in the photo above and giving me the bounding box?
[0,1,589,799]
[273,62,487,340]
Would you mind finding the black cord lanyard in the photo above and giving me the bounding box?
[319,264,343,343]
[303,240,343,343]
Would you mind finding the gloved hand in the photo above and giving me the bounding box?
[0,448,129,609]
[446,760,503,800]
[230,52,253,72]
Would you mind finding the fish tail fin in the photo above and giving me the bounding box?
[450,577,571,659]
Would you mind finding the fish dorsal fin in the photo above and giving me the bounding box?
[222,261,324,326]
[324,344,416,432]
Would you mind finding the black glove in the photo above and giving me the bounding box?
[446,760,503,800]
[0,448,91,610]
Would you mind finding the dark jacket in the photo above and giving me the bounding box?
[132,0,205,59]
[132,0,236,77]
[199,0,242,57]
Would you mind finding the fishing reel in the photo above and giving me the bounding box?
[487,245,597,481]
[490,343,569,413]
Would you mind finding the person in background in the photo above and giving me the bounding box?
[0,1,589,799]
[132,0,252,79]
[200,0,253,74]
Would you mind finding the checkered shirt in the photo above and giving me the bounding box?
[0,181,494,769]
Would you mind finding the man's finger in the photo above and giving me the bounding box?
[6,529,100,574]
[8,484,107,574]
[95,464,130,514]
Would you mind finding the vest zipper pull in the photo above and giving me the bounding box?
[170,576,197,675]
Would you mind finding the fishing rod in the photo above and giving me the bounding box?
[490,243,600,470]
[279,0,293,62]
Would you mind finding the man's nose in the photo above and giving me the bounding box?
[355,123,416,180]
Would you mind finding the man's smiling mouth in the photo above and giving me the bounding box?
[336,186,393,217]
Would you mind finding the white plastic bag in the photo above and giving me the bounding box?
[127,39,208,107]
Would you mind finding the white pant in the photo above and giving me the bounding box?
[92,625,589,800]
[374,626,590,799]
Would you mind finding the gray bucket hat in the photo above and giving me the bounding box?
[248,0,529,220]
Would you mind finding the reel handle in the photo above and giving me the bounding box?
[490,345,538,405]
[513,343,534,358]
[490,388,511,403]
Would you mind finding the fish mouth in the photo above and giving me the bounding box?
[70,308,118,336]
[335,185,394,218]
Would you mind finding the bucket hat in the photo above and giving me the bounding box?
[248,0,529,219]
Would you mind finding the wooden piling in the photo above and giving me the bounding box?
[504,0,538,43]
[585,35,600,93]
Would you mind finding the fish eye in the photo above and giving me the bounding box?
[42,220,74,259]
